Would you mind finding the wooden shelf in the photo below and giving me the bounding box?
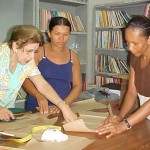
[39,0,87,6]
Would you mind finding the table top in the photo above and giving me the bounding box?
[80,119,150,150]
[0,102,150,150]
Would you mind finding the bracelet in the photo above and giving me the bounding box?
[56,101,65,107]
[124,118,132,130]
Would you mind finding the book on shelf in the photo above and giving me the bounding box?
[95,72,129,87]
[66,12,77,32]
[75,16,85,32]
[95,30,123,49]
[102,10,108,27]
[95,54,129,74]
[144,3,150,18]
[95,10,131,27]
[39,9,85,32]
[96,11,102,27]
[112,11,120,27]
[95,75,121,87]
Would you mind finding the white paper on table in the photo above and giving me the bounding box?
[20,136,94,150]
[63,119,95,132]
[2,117,58,138]
[71,98,107,113]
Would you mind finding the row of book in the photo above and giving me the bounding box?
[95,54,129,74]
[95,75,121,87]
[39,9,85,32]
[95,10,131,27]
[95,30,123,49]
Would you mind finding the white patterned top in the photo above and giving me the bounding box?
[0,43,40,108]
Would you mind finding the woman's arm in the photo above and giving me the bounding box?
[119,65,138,119]
[23,46,49,113]
[48,50,82,114]
[97,65,138,126]
[23,78,48,113]
[23,78,43,99]
[29,74,77,122]
[95,95,150,138]
[64,51,82,105]
[127,99,150,127]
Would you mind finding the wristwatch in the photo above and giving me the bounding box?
[124,118,132,130]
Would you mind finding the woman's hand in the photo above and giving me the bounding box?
[95,121,127,138]
[99,114,123,127]
[58,102,77,123]
[36,94,49,114]
[0,107,14,120]
[49,105,60,114]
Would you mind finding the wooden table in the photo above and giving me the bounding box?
[81,119,150,150]
[0,102,150,150]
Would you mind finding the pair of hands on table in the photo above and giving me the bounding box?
[36,95,60,114]
[0,107,15,121]
[37,95,77,123]
[96,115,127,138]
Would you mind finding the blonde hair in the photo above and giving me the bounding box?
[8,25,44,49]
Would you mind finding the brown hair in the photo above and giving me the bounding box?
[8,25,44,49]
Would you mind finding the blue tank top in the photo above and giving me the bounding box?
[26,46,72,111]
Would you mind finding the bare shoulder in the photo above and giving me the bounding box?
[70,50,80,64]
[71,50,79,58]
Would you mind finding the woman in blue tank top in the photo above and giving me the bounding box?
[23,17,82,113]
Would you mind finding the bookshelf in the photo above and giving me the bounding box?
[94,8,131,87]
[86,0,149,90]
[24,0,87,72]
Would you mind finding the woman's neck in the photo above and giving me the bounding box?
[10,49,18,63]
[9,49,18,73]
[49,43,66,53]
[142,46,150,60]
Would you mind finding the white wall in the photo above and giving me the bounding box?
[0,0,24,42]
